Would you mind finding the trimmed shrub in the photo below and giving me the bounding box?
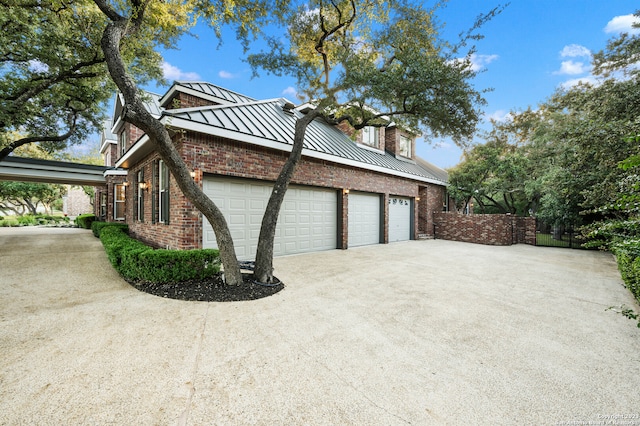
[17,215,37,226]
[99,226,220,283]
[611,239,640,304]
[75,213,96,229]
[1,220,20,227]
[91,221,129,238]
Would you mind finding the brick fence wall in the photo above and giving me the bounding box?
[432,212,536,246]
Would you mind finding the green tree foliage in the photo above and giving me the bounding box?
[0,181,67,215]
[247,0,505,282]
[449,10,640,228]
[0,0,113,159]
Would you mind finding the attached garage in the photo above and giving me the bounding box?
[348,192,381,247]
[202,177,337,259]
[388,196,412,242]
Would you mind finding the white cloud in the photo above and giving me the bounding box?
[162,61,200,81]
[282,86,297,98]
[433,141,453,150]
[604,14,640,34]
[554,60,590,75]
[218,70,236,79]
[560,44,591,58]
[468,54,499,72]
[485,110,512,123]
[28,60,49,73]
[560,75,599,90]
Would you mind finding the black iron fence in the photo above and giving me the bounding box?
[535,221,585,249]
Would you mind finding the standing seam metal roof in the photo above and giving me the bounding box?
[164,99,448,184]
[174,81,257,104]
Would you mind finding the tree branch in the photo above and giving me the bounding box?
[0,112,78,160]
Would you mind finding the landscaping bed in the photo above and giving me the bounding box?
[126,273,284,302]
[94,221,284,302]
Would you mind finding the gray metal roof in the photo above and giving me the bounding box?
[141,92,163,117]
[163,99,448,185]
[173,81,256,105]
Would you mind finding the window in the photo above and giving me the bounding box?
[119,131,127,157]
[136,169,144,222]
[100,192,107,220]
[399,135,412,158]
[158,160,169,224]
[114,184,126,220]
[361,126,379,148]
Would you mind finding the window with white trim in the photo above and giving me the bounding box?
[158,160,169,224]
[136,169,144,222]
[361,126,379,148]
[119,131,127,157]
[399,135,412,158]
[100,192,107,220]
[114,184,126,221]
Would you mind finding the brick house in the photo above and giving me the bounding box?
[95,81,451,259]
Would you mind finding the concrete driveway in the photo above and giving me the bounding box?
[1,227,639,425]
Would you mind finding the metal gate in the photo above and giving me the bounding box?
[535,221,584,249]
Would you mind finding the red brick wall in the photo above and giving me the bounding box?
[432,212,536,246]
[514,217,537,245]
[418,184,445,237]
[165,93,217,110]
[119,131,446,250]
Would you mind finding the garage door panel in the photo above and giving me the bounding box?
[389,196,411,242]
[203,178,337,259]
[348,192,380,247]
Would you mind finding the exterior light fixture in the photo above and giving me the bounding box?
[139,182,148,190]
[416,197,421,201]
[343,189,350,194]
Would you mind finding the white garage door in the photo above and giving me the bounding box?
[202,177,337,259]
[388,196,412,242]
[348,192,380,247]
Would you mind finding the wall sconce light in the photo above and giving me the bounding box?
[139,182,148,190]
[343,189,350,194]
[190,170,196,178]
[122,181,130,187]
[416,197,421,201]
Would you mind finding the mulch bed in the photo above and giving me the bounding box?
[125,273,284,302]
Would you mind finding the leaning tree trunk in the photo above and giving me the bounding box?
[97,5,243,285]
[253,109,320,283]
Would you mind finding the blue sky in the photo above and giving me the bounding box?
[151,0,639,170]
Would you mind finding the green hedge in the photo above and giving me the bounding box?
[98,226,220,283]
[91,221,129,238]
[75,213,96,229]
[611,239,640,304]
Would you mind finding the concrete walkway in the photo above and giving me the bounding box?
[1,227,639,425]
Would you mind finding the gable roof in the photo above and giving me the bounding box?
[116,81,448,185]
[161,98,448,185]
[158,81,256,108]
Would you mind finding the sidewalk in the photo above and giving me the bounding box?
[1,227,639,425]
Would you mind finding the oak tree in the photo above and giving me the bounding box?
[248,0,504,282]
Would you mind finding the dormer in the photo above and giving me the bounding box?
[384,126,416,161]
[99,119,117,167]
[358,126,385,152]
[111,91,162,162]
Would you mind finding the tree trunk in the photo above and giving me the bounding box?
[24,198,37,215]
[253,109,320,283]
[98,9,243,285]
